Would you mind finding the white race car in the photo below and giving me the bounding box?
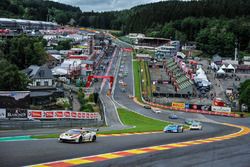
[190,122,202,130]
[58,128,97,143]
[153,110,162,114]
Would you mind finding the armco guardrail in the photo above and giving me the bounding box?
[145,101,240,118]
[0,119,104,130]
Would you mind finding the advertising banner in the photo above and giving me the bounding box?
[0,108,6,119]
[82,112,86,119]
[186,104,211,111]
[6,109,27,118]
[212,106,231,112]
[55,111,63,118]
[44,111,54,118]
[26,110,99,119]
[64,111,71,118]
[172,102,185,109]
[29,110,42,118]
[77,112,82,119]
[71,112,77,118]
[86,113,90,119]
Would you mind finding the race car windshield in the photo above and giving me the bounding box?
[66,130,81,134]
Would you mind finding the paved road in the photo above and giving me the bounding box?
[109,40,250,167]
[0,39,249,167]
[98,46,125,129]
[0,122,236,167]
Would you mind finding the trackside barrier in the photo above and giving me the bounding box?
[0,109,101,120]
[28,110,101,120]
[144,101,240,118]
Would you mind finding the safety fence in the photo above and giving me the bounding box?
[144,101,240,118]
[0,119,104,130]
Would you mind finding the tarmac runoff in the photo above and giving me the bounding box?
[28,123,250,167]
[0,131,164,142]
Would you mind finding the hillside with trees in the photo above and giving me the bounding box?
[0,0,81,25]
[79,0,250,57]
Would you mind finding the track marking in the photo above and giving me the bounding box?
[64,159,93,165]
[28,123,250,167]
[0,131,162,142]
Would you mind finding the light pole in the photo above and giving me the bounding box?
[234,39,238,61]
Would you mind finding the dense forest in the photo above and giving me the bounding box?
[0,0,81,25]
[0,0,249,56]
[79,0,250,56]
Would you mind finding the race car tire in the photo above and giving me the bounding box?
[92,135,96,142]
[78,137,82,143]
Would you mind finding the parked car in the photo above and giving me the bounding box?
[169,114,178,119]
[58,128,98,143]
[164,124,183,133]
[190,122,202,130]
[143,105,151,109]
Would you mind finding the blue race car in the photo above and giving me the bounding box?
[164,124,183,133]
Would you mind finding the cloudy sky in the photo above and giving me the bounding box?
[52,0,164,12]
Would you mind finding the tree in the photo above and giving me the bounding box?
[239,79,250,112]
[0,0,10,10]
[55,39,72,50]
[196,26,235,56]
[55,12,69,25]
[246,41,250,53]
[2,35,47,69]
[0,58,29,91]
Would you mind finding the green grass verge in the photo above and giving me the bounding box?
[100,108,170,134]
[133,60,143,103]
[31,108,171,139]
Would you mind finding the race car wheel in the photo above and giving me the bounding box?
[92,135,96,142]
[78,137,82,143]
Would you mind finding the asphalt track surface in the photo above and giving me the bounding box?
[0,42,249,167]
[0,122,238,167]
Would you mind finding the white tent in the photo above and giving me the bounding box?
[194,73,208,82]
[220,64,227,69]
[217,68,226,74]
[196,68,205,75]
[200,80,211,87]
[52,67,68,75]
[211,62,218,70]
[227,64,235,73]
[60,59,81,69]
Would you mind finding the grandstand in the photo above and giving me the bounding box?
[0,18,59,30]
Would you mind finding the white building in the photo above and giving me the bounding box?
[25,65,54,87]
[155,45,177,60]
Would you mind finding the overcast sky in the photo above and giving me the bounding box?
[52,0,164,12]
